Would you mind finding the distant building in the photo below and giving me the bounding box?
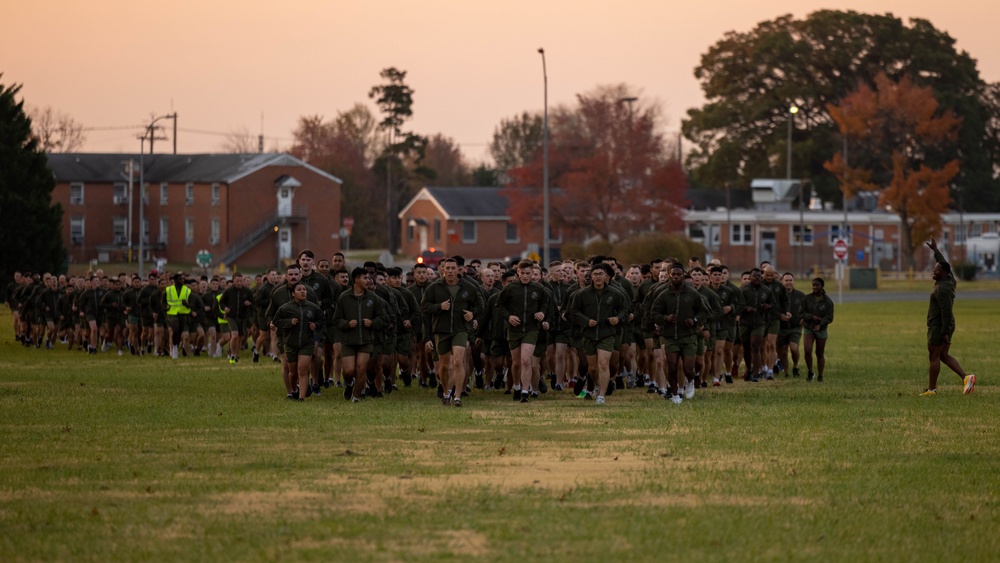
[49,153,343,270]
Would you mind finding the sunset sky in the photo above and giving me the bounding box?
[4,0,998,162]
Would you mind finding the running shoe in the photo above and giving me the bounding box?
[919,389,937,396]
[670,395,683,405]
[964,374,976,395]
[595,395,605,405]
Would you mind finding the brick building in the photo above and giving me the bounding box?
[48,153,343,270]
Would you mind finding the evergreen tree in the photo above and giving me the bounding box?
[0,76,66,294]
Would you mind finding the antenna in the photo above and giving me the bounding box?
[258,111,264,154]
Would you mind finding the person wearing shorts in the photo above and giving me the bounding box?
[800,277,834,383]
[569,263,627,405]
[651,264,707,403]
[497,259,551,402]
[333,268,387,402]
[272,283,324,400]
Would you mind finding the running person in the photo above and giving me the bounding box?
[800,278,834,382]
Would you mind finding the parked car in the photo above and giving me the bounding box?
[416,249,444,268]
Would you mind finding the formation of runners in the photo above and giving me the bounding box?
[4,239,974,401]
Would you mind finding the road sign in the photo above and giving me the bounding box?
[196,250,212,268]
[343,216,354,233]
[833,238,848,261]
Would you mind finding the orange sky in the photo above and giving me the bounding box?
[4,0,997,162]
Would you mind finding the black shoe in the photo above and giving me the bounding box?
[428,372,437,388]
[305,385,312,398]
[553,383,563,392]
[615,376,625,390]
[751,375,759,382]
[549,373,557,390]
[323,379,332,388]
[343,385,353,401]
[807,371,815,382]
[539,378,548,394]
[774,360,782,373]
[520,391,530,403]
[402,371,412,387]
[504,389,512,395]
[312,384,322,396]
[461,388,469,398]
[252,351,259,363]
[419,381,428,388]
[793,367,800,377]
[436,384,445,399]
[373,391,384,398]
[647,383,657,394]
[817,374,823,382]
[725,374,733,384]
[474,372,484,389]
[573,378,587,396]
[606,382,615,397]
[701,381,708,388]
[286,393,296,401]
[272,355,280,363]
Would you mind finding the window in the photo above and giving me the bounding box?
[688,223,720,250]
[160,183,169,206]
[505,222,519,243]
[70,183,84,205]
[829,224,852,245]
[790,224,814,246]
[970,223,982,237]
[159,218,168,244]
[730,223,753,246]
[141,219,150,244]
[433,219,441,242]
[70,217,85,244]
[211,183,220,206]
[548,225,563,244]
[113,183,127,205]
[461,220,477,243]
[142,184,149,205]
[185,218,195,245]
[210,218,220,246]
[954,224,966,245]
[113,218,127,244]
[185,183,194,206]
[406,223,414,242]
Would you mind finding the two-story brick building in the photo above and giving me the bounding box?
[48,153,343,270]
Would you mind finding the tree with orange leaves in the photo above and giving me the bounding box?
[502,85,687,245]
[824,73,961,269]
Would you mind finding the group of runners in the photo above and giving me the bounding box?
[3,238,974,401]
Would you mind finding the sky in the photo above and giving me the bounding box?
[4,0,999,163]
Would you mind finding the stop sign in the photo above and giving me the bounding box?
[833,238,848,260]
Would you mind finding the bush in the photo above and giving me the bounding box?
[954,262,977,281]
[611,232,706,266]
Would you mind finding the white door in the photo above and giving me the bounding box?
[278,227,292,260]
[759,231,776,266]
[419,226,428,252]
[277,188,293,217]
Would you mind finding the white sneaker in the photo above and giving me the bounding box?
[684,380,695,400]
[595,395,606,405]
[170,346,178,360]
[118,349,123,356]
[671,395,683,404]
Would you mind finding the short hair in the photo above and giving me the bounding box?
[782,272,794,279]
[812,277,825,287]
[469,259,481,266]
[440,258,457,268]
[387,267,402,277]
[413,262,428,271]
[350,267,368,283]
[592,263,614,277]
[451,255,466,267]
[285,264,301,273]
[939,261,952,275]
[517,259,534,270]
[333,252,345,259]
[501,269,517,281]
[298,249,315,260]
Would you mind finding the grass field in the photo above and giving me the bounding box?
[1,299,997,562]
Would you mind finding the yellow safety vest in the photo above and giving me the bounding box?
[216,293,228,326]
[165,285,191,315]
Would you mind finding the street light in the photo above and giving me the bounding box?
[538,47,549,266]
[787,105,798,180]
[138,113,177,277]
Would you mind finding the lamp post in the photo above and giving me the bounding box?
[787,105,798,180]
[138,113,177,277]
[538,47,549,265]
[788,105,801,274]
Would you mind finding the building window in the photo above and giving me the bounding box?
[406,222,414,242]
[159,218,168,244]
[185,183,194,206]
[461,220,477,243]
[730,223,753,246]
[113,183,127,205]
[160,183,169,206]
[548,224,563,244]
[790,224,814,246]
[829,224,852,245]
[185,218,195,245]
[70,183,84,205]
[954,224,966,244]
[142,184,149,205]
[210,218,220,246]
[211,183,220,206]
[688,223,720,250]
[433,219,441,242]
[505,222,519,244]
[141,219,150,244]
[70,217,85,245]
[113,218,127,244]
[970,223,982,238]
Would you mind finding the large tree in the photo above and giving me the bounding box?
[369,67,429,253]
[683,10,1000,210]
[503,85,687,243]
[422,134,471,186]
[489,111,544,178]
[0,78,66,288]
[825,73,961,268]
[27,105,86,153]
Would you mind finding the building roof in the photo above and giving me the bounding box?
[684,186,754,211]
[398,186,511,220]
[46,153,343,185]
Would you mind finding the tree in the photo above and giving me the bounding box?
[422,134,470,186]
[489,111,544,177]
[824,73,961,268]
[503,85,688,244]
[0,77,67,287]
[369,67,428,253]
[220,126,259,153]
[683,10,1000,210]
[27,105,85,153]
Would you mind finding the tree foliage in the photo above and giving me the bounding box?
[220,126,259,154]
[683,10,1000,210]
[27,105,85,153]
[503,84,688,244]
[824,73,960,268]
[422,134,470,186]
[0,77,66,284]
[489,111,544,176]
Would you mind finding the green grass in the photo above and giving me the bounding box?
[1,300,997,562]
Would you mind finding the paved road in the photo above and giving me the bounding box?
[836,290,1000,303]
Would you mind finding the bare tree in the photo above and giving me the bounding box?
[220,126,260,153]
[27,105,86,153]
